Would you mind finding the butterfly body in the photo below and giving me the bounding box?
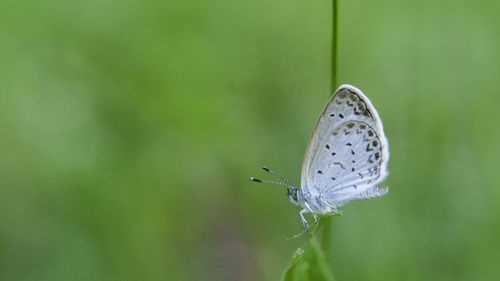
[288,189,334,215]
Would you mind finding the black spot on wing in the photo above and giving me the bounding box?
[333,162,345,169]
[368,155,374,164]
[366,143,374,152]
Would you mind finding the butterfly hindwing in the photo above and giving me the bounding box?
[301,85,389,206]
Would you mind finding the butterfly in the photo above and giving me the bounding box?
[251,84,389,230]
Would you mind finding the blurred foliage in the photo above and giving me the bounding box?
[1,0,500,281]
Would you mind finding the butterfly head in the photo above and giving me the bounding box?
[287,188,302,206]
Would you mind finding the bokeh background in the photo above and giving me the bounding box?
[1,0,500,280]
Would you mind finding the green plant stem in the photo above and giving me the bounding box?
[331,0,338,92]
[322,0,338,262]
[322,216,332,260]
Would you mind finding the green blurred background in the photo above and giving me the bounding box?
[1,0,500,280]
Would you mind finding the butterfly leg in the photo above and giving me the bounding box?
[328,207,343,216]
[320,199,343,216]
[304,202,319,224]
[299,209,310,230]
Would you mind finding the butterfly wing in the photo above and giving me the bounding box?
[300,84,389,206]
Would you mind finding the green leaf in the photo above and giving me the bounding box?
[281,238,336,281]
[281,215,340,281]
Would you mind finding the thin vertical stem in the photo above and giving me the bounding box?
[331,0,338,92]
[322,219,332,261]
[322,0,338,262]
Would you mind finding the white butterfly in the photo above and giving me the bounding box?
[251,84,389,229]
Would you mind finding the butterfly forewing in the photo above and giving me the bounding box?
[301,85,389,205]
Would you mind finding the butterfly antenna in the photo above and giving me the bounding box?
[249,177,295,190]
[261,166,299,189]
